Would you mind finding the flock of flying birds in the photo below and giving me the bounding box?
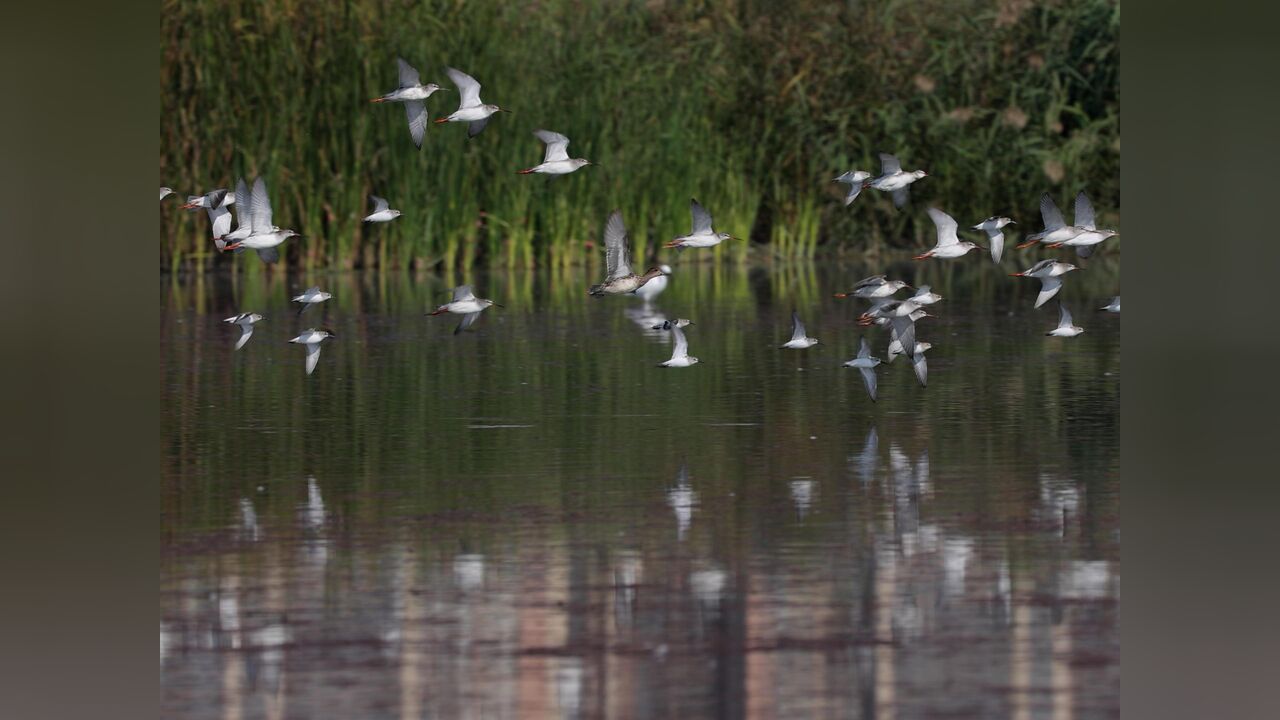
[161,58,1120,389]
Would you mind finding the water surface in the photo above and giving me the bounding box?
[161,258,1120,719]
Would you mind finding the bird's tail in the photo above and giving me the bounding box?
[517,168,535,175]
[912,251,932,260]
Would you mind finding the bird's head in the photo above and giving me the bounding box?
[389,209,403,218]
[572,158,593,169]
[718,232,736,241]
[914,170,929,179]
[282,229,301,240]
[916,341,933,353]
[424,83,441,94]
[318,291,333,301]
[659,264,673,275]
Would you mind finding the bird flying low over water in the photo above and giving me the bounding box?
[915,208,985,260]
[435,67,506,137]
[589,211,667,296]
[289,328,337,376]
[973,216,1015,264]
[634,265,673,303]
[658,322,699,367]
[363,195,401,223]
[292,286,333,316]
[909,285,942,306]
[371,58,441,149]
[223,312,264,351]
[843,338,882,402]
[428,285,501,334]
[833,275,910,300]
[518,130,592,175]
[665,199,737,250]
[780,311,819,349]
[160,187,175,201]
[1099,296,1121,313]
[833,170,872,206]
[651,318,693,330]
[1048,192,1118,257]
[220,177,300,264]
[183,188,235,243]
[1010,259,1078,309]
[1019,193,1085,250]
[864,153,928,208]
[1046,303,1084,337]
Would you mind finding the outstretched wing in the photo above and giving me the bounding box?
[397,57,420,89]
[208,205,233,239]
[455,312,481,335]
[233,178,251,231]
[304,343,322,375]
[603,210,633,280]
[891,317,915,364]
[857,337,871,360]
[251,177,273,231]
[452,285,477,302]
[370,195,389,213]
[534,129,570,163]
[467,117,491,138]
[1058,303,1073,328]
[670,325,690,360]
[891,187,910,208]
[790,311,806,342]
[844,185,862,206]
[860,367,878,402]
[689,198,713,235]
[1073,191,1096,230]
[405,100,427,148]
[879,153,902,174]
[853,275,886,291]
[235,325,254,351]
[912,353,928,387]
[927,208,959,247]
[1039,193,1065,231]
[256,247,280,264]
[1035,276,1063,308]
[446,67,482,108]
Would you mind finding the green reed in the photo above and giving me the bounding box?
[160,0,1118,271]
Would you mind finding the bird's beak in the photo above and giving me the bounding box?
[833,292,848,298]
[1009,220,1017,225]
[370,97,385,103]
[492,303,505,308]
[1009,272,1024,277]
[180,202,198,209]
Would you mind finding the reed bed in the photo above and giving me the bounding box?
[160,0,1118,271]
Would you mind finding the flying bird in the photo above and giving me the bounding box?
[1010,259,1078,308]
[973,216,1015,263]
[289,328,337,376]
[589,211,667,296]
[223,312,264,351]
[518,130,592,175]
[435,67,506,137]
[363,195,401,223]
[370,58,441,149]
[915,208,984,260]
[780,311,819,349]
[1046,303,1084,337]
[864,153,928,208]
[665,199,736,250]
[292,286,333,316]
[843,338,883,402]
[428,285,501,334]
[833,170,872,206]
[833,275,910,300]
[1018,193,1084,249]
[220,177,299,264]
[1049,192,1118,257]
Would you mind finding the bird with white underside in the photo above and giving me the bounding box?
[589,210,667,296]
[518,130,593,175]
[915,208,985,260]
[665,199,737,250]
[1010,259,1078,309]
[370,58,441,149]
[434,67,507,137]
[428,285,501,334]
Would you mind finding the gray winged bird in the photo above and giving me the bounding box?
[428,285,501,334]
[1019,193,1084,249]
[519,130,592,175]
[435,67,506,137]
[363,195,401,223]
[833,170,872,206]
[915,208,984,260]
[1010,259,1078,308]
[780,311,819,349]
[864,153,928,208]
[220,177,300,263]
[289,328,337,376]
[223,312,264,351]
[589,211,666,296]
[1050,192,1118,257]
[666,199,736,249]
[1046,303,1084,337]
[370,58,441,149]
[843,337,883,402]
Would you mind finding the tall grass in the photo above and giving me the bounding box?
[160,0,1118,271]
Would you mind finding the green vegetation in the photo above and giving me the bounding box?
[160,0,1119,271]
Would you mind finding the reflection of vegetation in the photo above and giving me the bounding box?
[160,0,1118,270]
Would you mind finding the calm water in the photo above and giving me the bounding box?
[161,258,1120,719]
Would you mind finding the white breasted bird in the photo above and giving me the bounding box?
[289,328,337,376]
[658,322,699,368]
[435,67,507,137]
[864,153,928,208]
[1049,192,1118,257]
[428,285,501,334]
[223,312,264,351]
[833,170,872,206]
[665,199,737,250]
[1047,303,1084,337]
[363,195,401,223]
[843,337,882,402]
[370,58,441,149]
[973,216,1015,263]
[915,208,984,260]
[518,130,592,175]
[589,211,667,296]
[833,275,910,300]
[1019,193,1084,249]
[780,311,819,349]
[220,177,300,264]
[1010,259,1078,309]
[292,286,333,316]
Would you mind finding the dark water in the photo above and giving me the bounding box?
[161,257,1120,719]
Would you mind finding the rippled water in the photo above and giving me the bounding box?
[161,257,1120,719]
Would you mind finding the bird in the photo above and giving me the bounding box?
[910,342,931,387]
[915,208,984,260]
[1046,303,1084,337]
[1010,259,1078,308]
[658,322,698,367]
[183,189,235,242]
[289,328,337,375]
[861,300,929,366]
[665,199,736,250]
[218,178,254,250]
[973,216,1015,263]
[428,285,501,334]
[864,153,928,208]
[435,67,506,137]
[634,265,673,303]
[780,310,819,349]
[833,170,872,206]
[887,334,932,366]
[292,286,333,316]
[220,177,299,264]
[1018,193,1084,249]
[223,312,264,351]
[370,58,441,149]
[651,318,693,330]
[833,275,910,300]
[1050,192,1118,257]
[160,187,175,201]
[589,211,667,296]
[843,338,882,402]
[363,195,401,223]
[518,130,592,175]
[909,285,943,305]
[1099,296,1121,313]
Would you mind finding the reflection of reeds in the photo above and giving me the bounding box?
[160,0,1118,270]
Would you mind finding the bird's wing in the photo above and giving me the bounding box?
[371,195,389,213]
[205,188,228,208]
[452,285,476,302]
[1028,258,1055,274]
[670,325,690,360]
[1075,245,1095,259]
[455,312,480,335]
[603,210,633,280]
[890,187,909,208]
[304,343,322,375]
[1035,276,1063,308]
[990,233,1004,263]
[233,178,251,230]
[916,285,931,295]
[1040,193,1065,231]
[534,129,570,163]
[446,67,482,107]
[405,100,427,148]
[235,325,254,351]
[256,247,279,264]
[689,199,713,235]
[844,185,862,206]
[879,153,901,174]
[1074,191,1096,230]
[397,57,420,89]
[857,337,871,360]
[860,367,878,402]
[891,317,916,362]
[209,206,232,238]
[1058,303,1073,328]
[251,177,273,231]
[912,353,928,387]
[927,208,959,247]
[467,117,491,138]
[854,275,886,290]
[790,311,806,342]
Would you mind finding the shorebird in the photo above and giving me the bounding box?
[1050,192,1118,257]
[1018,193,1084,249]
[183,188,235,241]
[665,199,736,250]
[1099,296,1121,313]
[887,332,931,365]
[864,153,927,208]
[973,216,1015,263]
[780,311,819,349]
[833,170,872,206]
[217,178,254,250]
[292,286,332,316]
[363,195,401,223]
[428,285,501,334]
[1046,303,1084,337]
[220,177,300,264]
[910,342,931,387]
[843,338,882,402]
[223,312,264,351]
[289,328,336,376]
[833,275,910,300]
[160,187,175,201]
[861,300,929,365]
[651,318,693,330]
[915,208,984,260]
[909,285,943,305]
[435,67,506,137]
[634,265,673,303]
[518,130,592,175]
[370,58,441,149]
[1010,259,1077,308]
[658,321,698,367]
[589,211,666,296]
